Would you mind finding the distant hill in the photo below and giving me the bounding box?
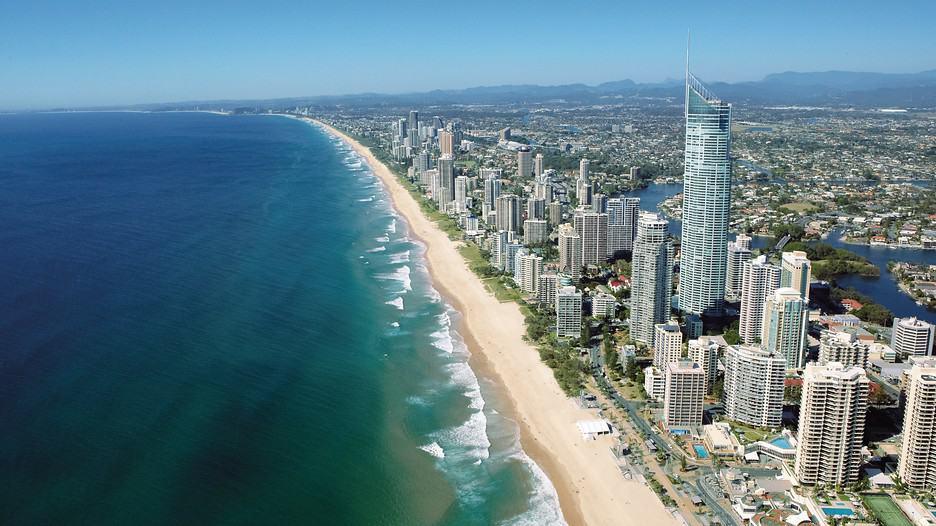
[67,69,936,112]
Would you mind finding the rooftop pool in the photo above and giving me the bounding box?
[693,444,709,458]
[770,437,793,449]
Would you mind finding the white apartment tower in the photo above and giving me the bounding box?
[629,212,674,345]
[780,250,812,301]
[892,317,935,357]
[898,364,936,491]
[725,234,752,298]
[723,345,785,428]
[794,363,869,487]
[739,255,781,345]
[761,287,808,369]
[516,253,543,295]
[653,322,683,369]
[558,224,583,280]
[664,361,705,431]
[556,286,583,338]
[606,197,640,256]
[818,331,869,370]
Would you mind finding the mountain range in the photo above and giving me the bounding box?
[68,70,936,112]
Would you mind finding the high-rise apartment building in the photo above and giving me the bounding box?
[439,129,455,156]
[653,322,683,369]
[818,331,870,370]
[761,287,808,369]
[892,317,935,357]
[629,212,674,345]
[534,153,544,178]
[606,197,640,257]
[573,210,608,267]
[438,154,456,204]
[454,175,468,214]
[725,234,752,299]
[739,255,780,344]
[516,252,543,294]
[780,250,812,301]
[898,364,936,490]
[523,219,548,245]
[517,146,533,178]
[688,338,719,394]
[537,273,557,307]
[482,170,502,221]
[558,224,582,280]
[556,286,583,338]
[678,72,732,316]
[664,361,705,431]
[723,345,785,428]
[794,363,869,486]
[495,195,521,234]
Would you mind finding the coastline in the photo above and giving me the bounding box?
[311,119,677,526]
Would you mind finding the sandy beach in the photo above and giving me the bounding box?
[314,119,678,526]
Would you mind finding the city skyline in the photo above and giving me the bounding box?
[3,1,936,109]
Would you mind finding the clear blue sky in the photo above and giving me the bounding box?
[2,0,935,109]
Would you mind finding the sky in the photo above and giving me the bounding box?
[2,0,935,110]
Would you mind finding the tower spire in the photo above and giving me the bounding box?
[686,30,691,80]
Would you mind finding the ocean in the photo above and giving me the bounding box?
[0,112,563,526]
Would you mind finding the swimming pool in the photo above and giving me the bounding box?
[693,444,709,458]
[822,507,855,517]
[770,437,792,449]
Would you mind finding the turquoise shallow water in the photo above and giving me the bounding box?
[0,112,563,526]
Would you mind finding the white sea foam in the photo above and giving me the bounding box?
[374,235,390,243]
[385,297,404,310]
[357,196,374,202]
[388,251,410,264]
[419,442,446,459]
[366,246,386,253]
[375,265,411,292]
[387,218,397,234]
[390,321,400,328]
[501,451,566,526]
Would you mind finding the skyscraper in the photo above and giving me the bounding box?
[516,252,543,294]
[558,224,582,280]
[439,129,455,156]
[898,363,936,491]
[761,287,808,369]
[818,331,869,369]
[678,69,732,316]
[664,361,705,431]
[723,345,785,428]
[523,219,548,245]
[794,363,869,486]
[738,255,780,345]
[454,175,468,213]
[482,169,502,222]
[629,212,674,345]
[438,154,456,204]
[495,195,521,234]
[653,321,683,369]
[534,153,544,178]
[517,146,532,178]
[892,317,936,357]
[688,338,719,395]
[780,250,812,301]
[725,234,752,299]
[556,286,583,338]
[573,210,608,267]
[576,159,592,206]
[407,110,420,151]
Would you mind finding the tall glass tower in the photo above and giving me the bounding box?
[678,67,732,316]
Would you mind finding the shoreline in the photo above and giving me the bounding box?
[311,118,677,526]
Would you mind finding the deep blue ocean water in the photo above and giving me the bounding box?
[0,112,563,526]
